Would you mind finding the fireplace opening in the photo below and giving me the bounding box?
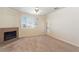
[4,31,17,41]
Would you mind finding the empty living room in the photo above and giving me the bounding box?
[0,7,79,52]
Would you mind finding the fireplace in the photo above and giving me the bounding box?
[0,27,18,43]
[4,31,17,41]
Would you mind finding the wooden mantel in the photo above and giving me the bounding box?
[0,27,19,43]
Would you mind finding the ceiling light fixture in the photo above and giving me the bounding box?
[34,7,39,15]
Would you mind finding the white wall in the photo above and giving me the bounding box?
[0,8,19,28]
[47,8,79,47]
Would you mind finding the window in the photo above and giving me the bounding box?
[21,15,38,29]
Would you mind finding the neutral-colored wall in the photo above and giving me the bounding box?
[0,8,19,28]
[47,8,79,47]
[0,8,46,37]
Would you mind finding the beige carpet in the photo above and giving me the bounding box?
[1,35,79,52]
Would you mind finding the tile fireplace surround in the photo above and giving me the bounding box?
[0,27,19,43]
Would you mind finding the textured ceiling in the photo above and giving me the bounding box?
[13,7,58,15]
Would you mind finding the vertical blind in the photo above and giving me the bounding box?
[21,15,38,29]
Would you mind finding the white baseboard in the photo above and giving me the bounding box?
[46,32,79,47]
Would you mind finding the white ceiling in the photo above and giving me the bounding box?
[13,7,58,15]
